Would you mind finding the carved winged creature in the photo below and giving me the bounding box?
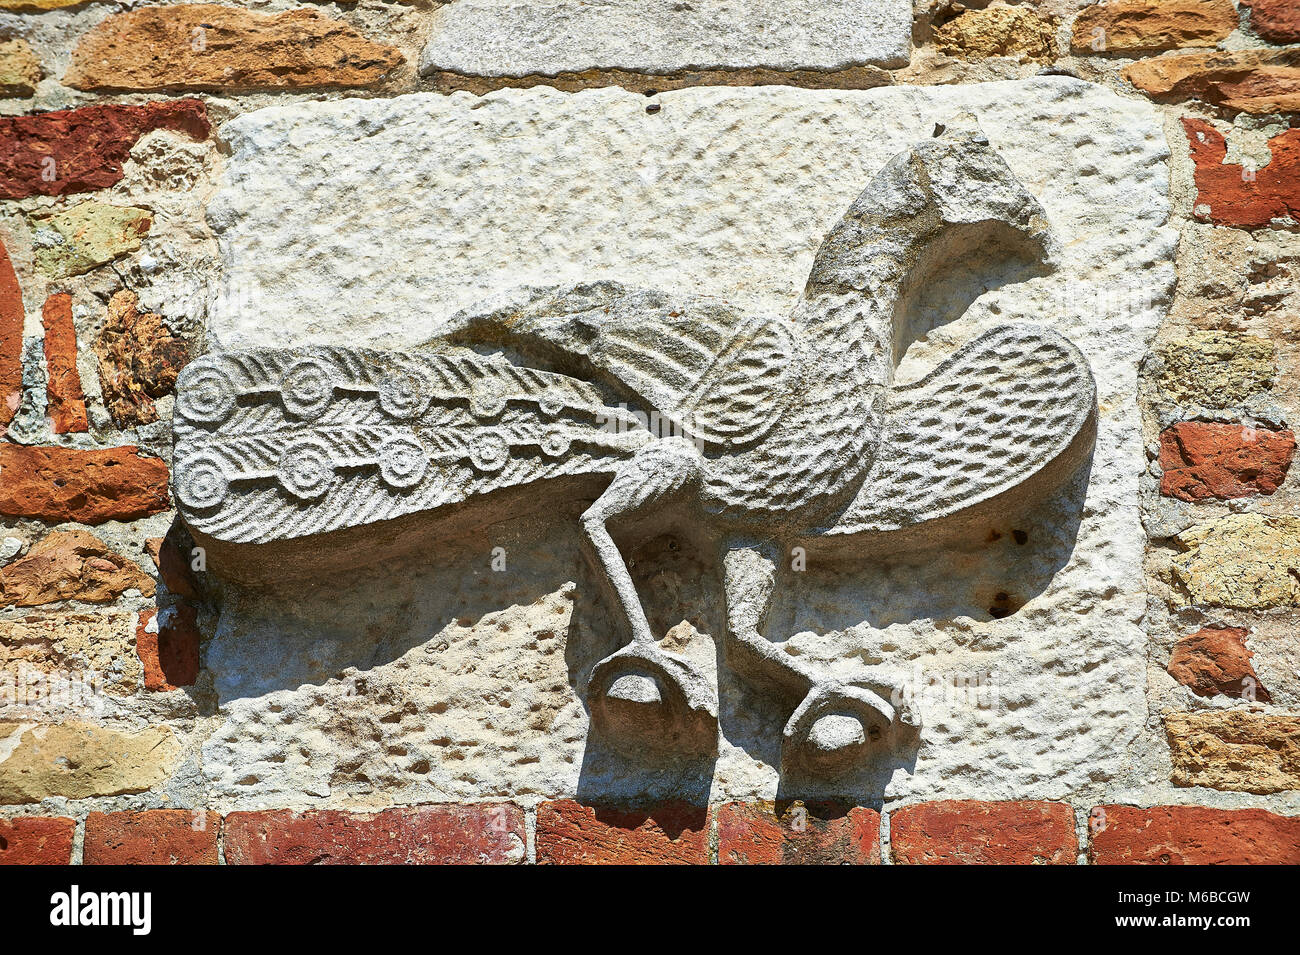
[173,123,1096,774]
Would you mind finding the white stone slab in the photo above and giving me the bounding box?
[418,0,913,77]
[201,79,1178,806]
[208,80,1170,356]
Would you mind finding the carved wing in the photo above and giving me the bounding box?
[171,346,651,546]
[821,323,1096,541]
[448,282,798,449]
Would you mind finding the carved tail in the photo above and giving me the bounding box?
[171,346,653,553]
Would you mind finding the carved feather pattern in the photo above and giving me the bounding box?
[172,346,651,545]
[826,323,1096,536]
[453,284,798,449]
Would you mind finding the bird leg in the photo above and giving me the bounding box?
[722,537,918,775]
[581,438,717,754]
[721,538,816,700]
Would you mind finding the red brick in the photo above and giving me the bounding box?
[135,605,200,690]
[224,805,525,865]
[41,293,88,434]
[84,809,218,865]
[0,816,74,864]
[1243,0,1300,44]
[0,237,21,432]
[145,534,201,600]
[0,443,169,524]
[1090,805,1300,864]
[0,100,208,201]
[717,801,880,865]
[1183,119,1300,228]
[1168,626,1271,701]
[890,800,1077,864]
[536,800,709,864]
[1159,421,1294,501]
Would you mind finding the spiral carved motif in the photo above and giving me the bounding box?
[379,367,432,420]
[378,434,429,490]
[277,437,335,500]
[540,428,571,458]
[468,431,510,473]
[174,451,230,511]
[175,362,237,426]
[280,358,338,420]
[469,383,507,419]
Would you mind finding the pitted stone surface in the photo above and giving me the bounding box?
[419,0,912,78]
[207,80,1171,354]
[197,79,1176,807]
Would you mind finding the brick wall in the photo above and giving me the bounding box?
[5,800,1299,863]
[2,0,1299,863]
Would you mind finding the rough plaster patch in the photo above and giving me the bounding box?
[201,79,1177,808]
[418,0,913,77]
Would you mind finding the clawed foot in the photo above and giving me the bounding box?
[587,644,718,756]
[587,643,918,775]
[783,678,919,776]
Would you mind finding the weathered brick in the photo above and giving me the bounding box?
[0,816,75,864]
[716,801,880,864]
[890,800,1077,864]
[84,810,219,864]
[94,290,190,428]
[1090,805,1300,864]
[1184,119,1300,228]
[1169,627,1271,701]
[1071,0,1237,54]
[934,6,1057,62]
[136,606,200,691]
[0,444,169,524]
[0,721,179,803]
[65,6,403,93]
[1125,48,1300,114]
[0,530,155,608]
[224,805,525,864]
[0,37,41,98]
[1172,513,1300,610]
[0,100,208,200]
[41,293,88,434]
[536,800,710,864]
[1149,331,1275,407]
[1158,422,1294,501]
[1166,710,1300,793]
[29,201,152,279]
[1242,0,1300,44]
[0,237,21,432]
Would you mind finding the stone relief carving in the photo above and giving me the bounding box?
[173,122,1097,776]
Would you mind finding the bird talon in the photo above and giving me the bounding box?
[587,644,717,756]
[783,680,902,776]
